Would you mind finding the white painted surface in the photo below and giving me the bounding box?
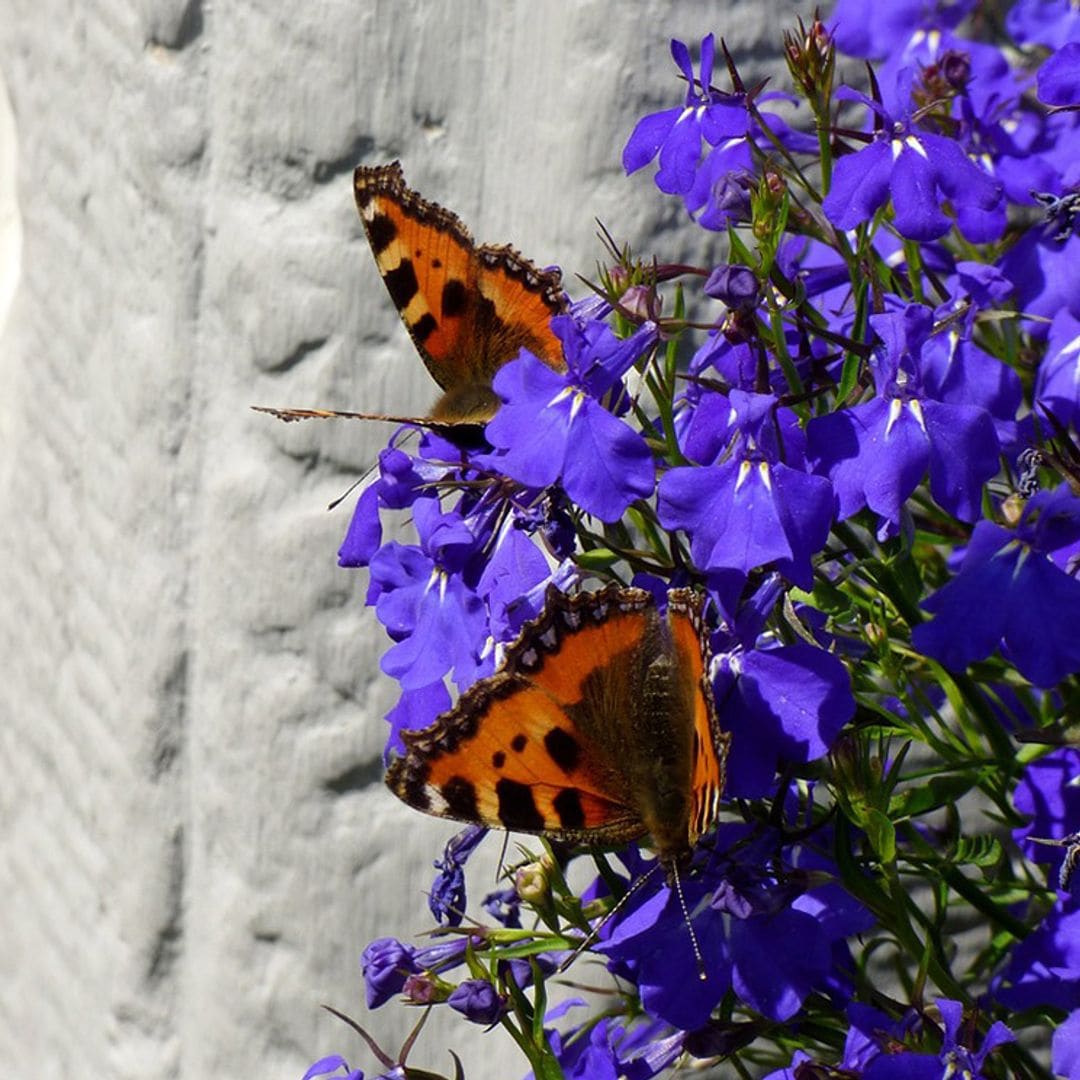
[0,3,793,1076]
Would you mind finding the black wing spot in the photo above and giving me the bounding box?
[510,733,527,753]
[411,312,438,344]
[492,750,506,769]
[441,278,469,317]
[544,727,581,774]
[384,259,420,310]
[553,788,586,830]
[496,778,545,831]
[367,213,397,255]
[442,776,479,819]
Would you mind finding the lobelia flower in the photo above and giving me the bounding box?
[1007,0,1080,49]
[712,636,856,799]
[546,1013,685,1080]
[338,443,441,568]
[921,262,1021,445]
[1055,1010,1080,1080]
[861,999,1014,1079]
[762,1001,914,1078]
[445,979,507,1027]
[658,389,835,591]
[367,497,490,692]
[302,1055,364,1080]
[702,263,759,311]
[622,34,749,198]
[428,824,487,927]
[1000,225,1080,328]
[361,938,419,1009]
[1012,747,1080,875]
[1036,308,1080,430]
[821,70,1002,242]
[677,573,856,798]
[827,0,977,60]
[681,103,817,231]
[482,315,657,523]
[912,485,1080,687]
[808,304,1000,531]
[994,897,1080,1011]
[596,821,870,1030]
[1039,41,1080,107]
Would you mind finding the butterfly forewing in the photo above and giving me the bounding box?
[386,586,659,844]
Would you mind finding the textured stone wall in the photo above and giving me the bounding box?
[0,3,793,1076]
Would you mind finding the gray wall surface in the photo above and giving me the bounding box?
[0,3,798,1077]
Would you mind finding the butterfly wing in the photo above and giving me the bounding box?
[354,163,566,423]
[386,585,660,845]
[667,589,729,848]
[249,404,490,448]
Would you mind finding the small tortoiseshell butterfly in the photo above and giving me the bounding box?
[255,161,567,438]
[386,584,731,876]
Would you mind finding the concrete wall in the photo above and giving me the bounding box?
[0,3,796,1076]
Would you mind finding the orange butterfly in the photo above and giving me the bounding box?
[254,161,567,438]
[386,584,731,876]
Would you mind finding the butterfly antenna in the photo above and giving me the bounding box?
[670,860,707,981]
[556,862,660,975]
[327,473,367,512]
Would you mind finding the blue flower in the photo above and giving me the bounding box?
[912,485,1080,687]
[368,499,489,691]
[821,73,1002,241]
[1000,228,1080,328]
[361,938,418,1009]
[808,304,1000,529]
[483,316,657,522]
[828,0,977,60]
[994,899,1080,1010]
[428,825,486,927]
[302,1055,364,1080]
[1055,1009,1080,1080]
[659,390,834,589]
[622,35,749,196]
[1007,0,1080,49]
[338,445,435,568]
[474,516,555,642]
[596,822,869,1029]
[862,998,1013,1079]
[1039,42,1080,106]
[715,639,856,799]
[1012,747,1080,876]
[1036,309,1080,429]
[446,979,506,1026]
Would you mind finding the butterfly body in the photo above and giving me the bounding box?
[255,162,567,434]
[386,584,730,874]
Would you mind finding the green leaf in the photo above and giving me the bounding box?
[862,808,897,863]
[890,773,978,819]
[952,834,1004,869]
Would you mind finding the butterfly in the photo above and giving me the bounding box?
[254,161,568,440]
[385,583,731,877]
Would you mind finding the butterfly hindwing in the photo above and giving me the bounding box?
[667,589,730,847]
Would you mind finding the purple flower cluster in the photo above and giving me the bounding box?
[299,3,1080,1078]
